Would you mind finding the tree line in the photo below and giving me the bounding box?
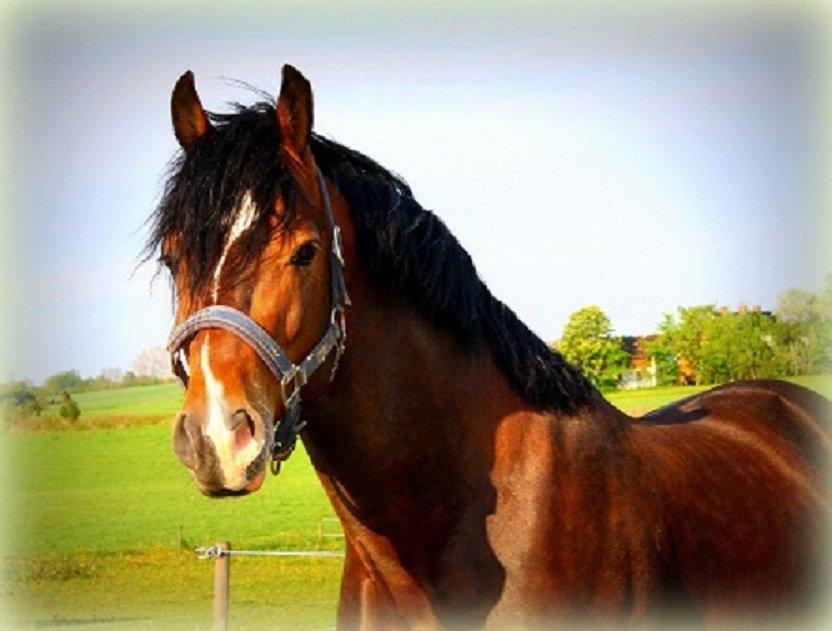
[0,346,172,422]
[555,277,832,390]
[3,281,831,420]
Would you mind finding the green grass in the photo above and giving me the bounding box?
[7,427,337,556]
[5,549,342,629]
[607,374,832,415]
[607,384,710,414]
[4,375,830,628]
[68,383,183,419]
[4,420,342,628]
[43,382,183,422]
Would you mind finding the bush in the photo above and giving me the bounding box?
[0,382,45,422]
[59,391,81,422]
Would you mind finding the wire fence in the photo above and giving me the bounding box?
[196,545,345,560]
[195,540,345,631]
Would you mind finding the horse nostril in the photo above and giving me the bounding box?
[232,410,256,451]
[173,413,197,470]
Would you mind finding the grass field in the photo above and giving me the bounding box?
[38,374,832,425]
[3,375,831,628]
[8,428,338,555]
[3,430,341,629]
[6,550,342,630]
[39,383,183,426]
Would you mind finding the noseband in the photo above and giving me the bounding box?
[167,169,350,474]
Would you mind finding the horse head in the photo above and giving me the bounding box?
[158,66,346,496]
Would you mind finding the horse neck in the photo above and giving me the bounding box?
[301,282,525,546]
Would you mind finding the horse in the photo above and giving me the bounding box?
[149,65,831,628]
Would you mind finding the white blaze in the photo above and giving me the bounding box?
[202,192,262,488]
[212,191,258,301]
[201,338,260,488]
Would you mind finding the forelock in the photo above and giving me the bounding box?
[145,101,296,295]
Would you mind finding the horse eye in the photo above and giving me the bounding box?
[290,241,319,267]
[159,253,178,274]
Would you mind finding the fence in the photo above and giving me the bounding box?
[318,516,343,542]
[195,541,345,631]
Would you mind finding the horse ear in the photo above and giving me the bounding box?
[171,71,211,151]
[277,64,313,164]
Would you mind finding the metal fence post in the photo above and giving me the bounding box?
[213,541,230,631]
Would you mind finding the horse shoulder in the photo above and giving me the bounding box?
[485,405,664,619]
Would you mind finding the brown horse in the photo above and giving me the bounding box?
[150,65,831,628]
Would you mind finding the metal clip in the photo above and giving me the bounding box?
[195,545,227,560]
[270,399,306,475]
[270,427,302,475]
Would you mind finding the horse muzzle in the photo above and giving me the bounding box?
[173,404,273,495]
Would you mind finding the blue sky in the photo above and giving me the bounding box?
[2,2,828,382]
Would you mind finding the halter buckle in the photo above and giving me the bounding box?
[280,367,307,409]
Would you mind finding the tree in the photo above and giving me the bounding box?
[658,306,720,384]
[132,346,170,379]
[100,367,125,383]
[59,390,81,422]
[775,289,819,324]
[647,299,823,385]
[557,306,629,391]
[698,309,779,382]
[773,284,832,375]
[820,274,832,315]
[644,322,679,386]
[121,371,139,386]
[42,370,85,395]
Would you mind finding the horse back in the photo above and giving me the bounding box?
[631,379,831,615]
[639,379,831,478]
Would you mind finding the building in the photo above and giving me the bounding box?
[620,335,658,389]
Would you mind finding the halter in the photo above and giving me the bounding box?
[167,168,350,474]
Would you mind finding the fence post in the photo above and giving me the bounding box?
[213,541,230,631]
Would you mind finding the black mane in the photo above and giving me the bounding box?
[148,101,593,412]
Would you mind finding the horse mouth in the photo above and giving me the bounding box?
[193,437,271,497]
[244,466,268,492]
[199,467,266,498]
[203,486,252,498]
